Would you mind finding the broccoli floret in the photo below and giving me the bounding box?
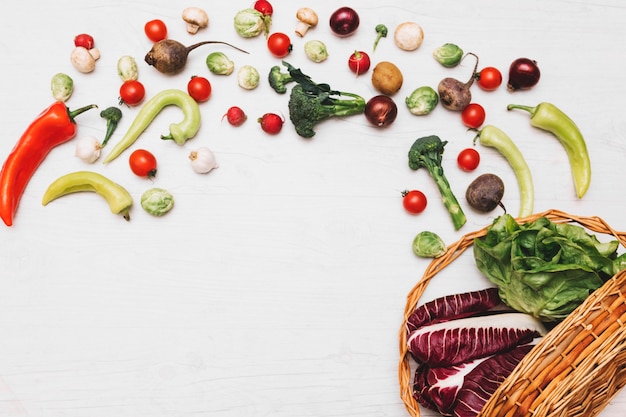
[288,84,366,138]
[268,65,294,94]
[99,106,123,147]
[408,135,467,230]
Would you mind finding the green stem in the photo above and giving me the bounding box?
[68,104,98,122]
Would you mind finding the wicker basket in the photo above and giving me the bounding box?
[399,209,626,417]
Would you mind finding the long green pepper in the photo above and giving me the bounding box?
[103,89,201,164]
[507,102,591,199]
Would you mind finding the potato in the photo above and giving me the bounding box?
[371,61,403,95]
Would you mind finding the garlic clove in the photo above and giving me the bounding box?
[189,147,218,174]
[75,136,102,163]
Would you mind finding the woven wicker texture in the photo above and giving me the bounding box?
[399,209,626,417]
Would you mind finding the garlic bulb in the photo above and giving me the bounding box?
[189,147,218,173]
[75,136,102,163]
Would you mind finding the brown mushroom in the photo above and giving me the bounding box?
[295,8,318,37]
[182,7,209,34]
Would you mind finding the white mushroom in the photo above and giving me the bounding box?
[182,7,209,34]
[70,46,100,73]
[295,8,318,37]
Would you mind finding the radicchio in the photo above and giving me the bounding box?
[407,288,502,333]
[407,312,546,367]
[413,357,488,416]
[453,343,535,417]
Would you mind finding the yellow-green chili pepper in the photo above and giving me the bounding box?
[507,102,591,199]
[103,89,201,164]
[474,125,534,218]
[42,171,133,221]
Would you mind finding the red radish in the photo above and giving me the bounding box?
[407,312,546,367]
[348,50,370,76]
[74,33,95,49]
[406,288,501,332]
[223,106,247,126]
[258,113,284,134]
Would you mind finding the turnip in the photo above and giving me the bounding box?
[437,52,479,111]
[144,39,248,75]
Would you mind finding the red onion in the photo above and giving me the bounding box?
[507,58,540,91]
[364,95,397,127]
[329,7,360,37]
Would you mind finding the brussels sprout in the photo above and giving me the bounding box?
[206,52,235,75]
[234,8,265,38]
[412,231,447,258]
[433,43,464,68]
[405,86,439,115]
[50,73,74,102]
[141,188,174,216]
[237,65,260,90]
[117,55,139,81]
[304,40,329,63]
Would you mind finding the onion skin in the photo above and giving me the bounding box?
[507,58,540,91]
[329,7,360,37]
[365,95,398,127]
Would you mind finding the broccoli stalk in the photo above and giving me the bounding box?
[408,135,467,230]
[268,65,294,94]
[100,106,123,147]
[281,61,366,138]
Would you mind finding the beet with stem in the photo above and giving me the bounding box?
[437,52,479,111]
[145,39,249,75]
[466,173,506,213]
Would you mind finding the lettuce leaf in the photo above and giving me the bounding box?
[473,214,625,322]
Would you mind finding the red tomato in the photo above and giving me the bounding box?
[457,148,481,172]
[74,33,95,49]
[187,76,212,102]
[267,32,292,58]
[258,113,284,134]
[254,0,273,15]
[129,149,157,178]
[402,190,427,214]
[144,19,167,42]
[477,67,503,91]
[461,103,486,129]
[348,51,371,76]
[119,80,146,106]
[223,106,247,126]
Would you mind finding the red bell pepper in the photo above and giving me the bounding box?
[0,101,96,226]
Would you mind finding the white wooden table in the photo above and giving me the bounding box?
[0,1,625,416]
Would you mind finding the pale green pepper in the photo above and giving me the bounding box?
[103,89,201,164]
[507,102,591,199]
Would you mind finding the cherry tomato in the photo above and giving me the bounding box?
[402,190,427,214]
[223,106,247,126]
[119,80,146,106]
[258,113,284,134]
[476,66,503,91]
[129,149,157,178]
[348,50,371,76]
[457,148,481,172]
[267,32,292,58]
[144,19,167,42]
[461,103,486,129]
[254,0,273,16]
[187,76,212,103]
[74,33,95,49]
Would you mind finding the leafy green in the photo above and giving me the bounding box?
[473,214,626,322]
